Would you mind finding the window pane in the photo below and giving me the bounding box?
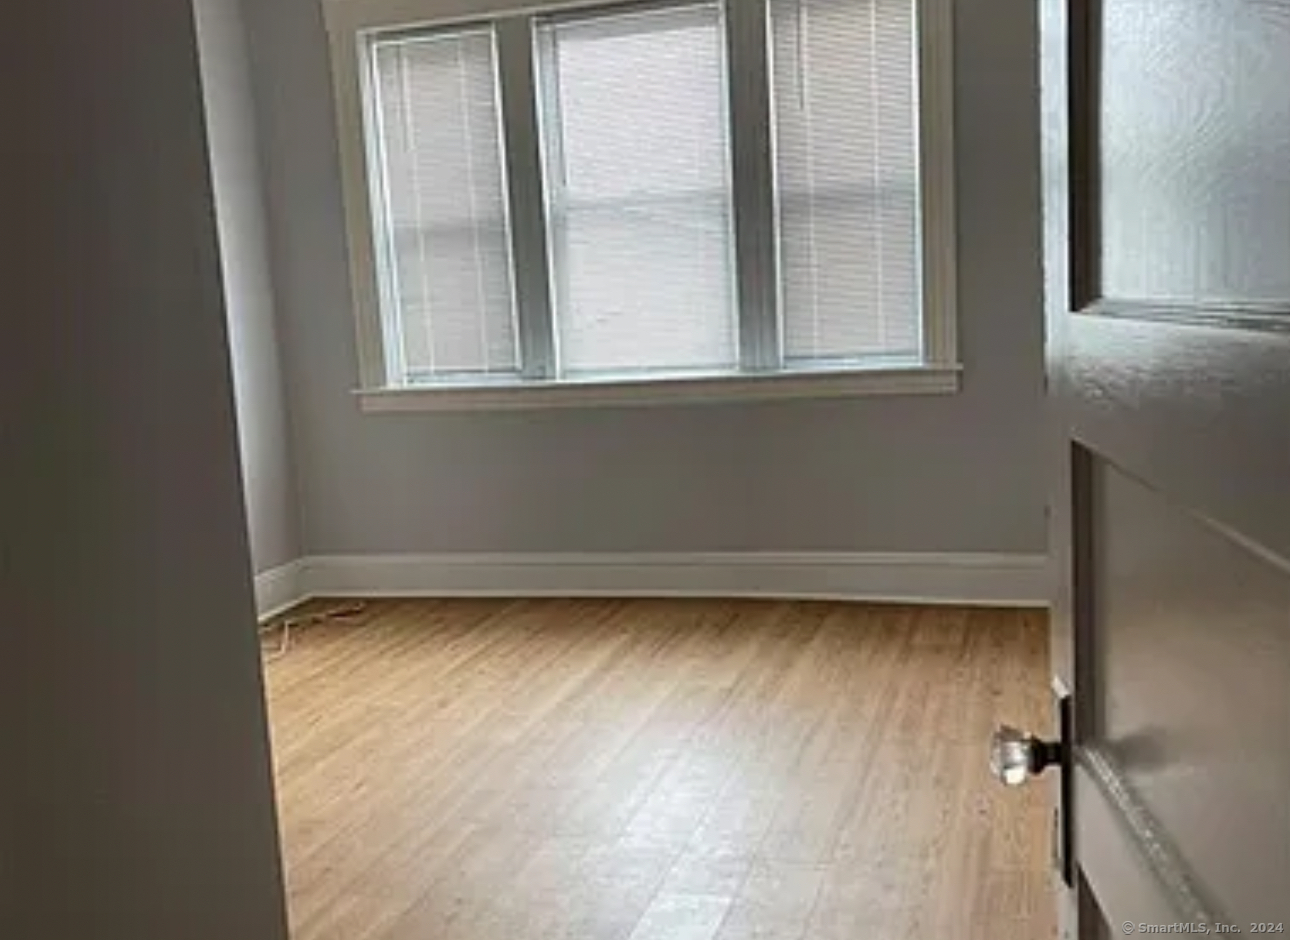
[536,3,737,377]
[370,29,518,381]
[769,0,921,363]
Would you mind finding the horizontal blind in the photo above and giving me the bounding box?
[370,29,518,381]
[536,3,737,377]
[769,0,921,363]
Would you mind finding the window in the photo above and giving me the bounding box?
[326,0,955,409]
[536,4,737,376]
[369,29,518,380]
[769,0,920,364]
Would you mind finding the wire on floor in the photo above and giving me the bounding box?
[260,601,367,662]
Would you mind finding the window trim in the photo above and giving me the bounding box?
[914,0,957,367]
[323,0,957,408]
[358,361,960,411]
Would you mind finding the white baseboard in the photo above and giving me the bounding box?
[253,559,306,623]
[257,552,1048,616]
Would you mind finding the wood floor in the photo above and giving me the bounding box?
[264,599,1054,940]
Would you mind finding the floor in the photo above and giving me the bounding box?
[264,599,1055,940]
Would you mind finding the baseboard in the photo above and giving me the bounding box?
[279,551,1047,609]
[253,559,307,622]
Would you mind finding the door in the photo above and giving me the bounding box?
[1038,1,1290,936]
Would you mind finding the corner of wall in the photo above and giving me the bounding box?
[195,0,306,578]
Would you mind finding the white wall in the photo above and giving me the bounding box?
[243,0,1046,564]
[195,0,302,576]
[0,0,289,934]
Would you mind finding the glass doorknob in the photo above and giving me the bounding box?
[990,724,1064,786]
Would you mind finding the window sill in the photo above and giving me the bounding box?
[355,362,961,413]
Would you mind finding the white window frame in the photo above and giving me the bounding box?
[323,0,958,411]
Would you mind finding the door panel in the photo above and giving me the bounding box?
[1099,0,1290,302]
[1087,457,1290,918]
[1042,0,1290,933]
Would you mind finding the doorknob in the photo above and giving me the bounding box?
[989,724,1065,786]
[991,695,1074,888]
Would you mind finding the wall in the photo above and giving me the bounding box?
[245,0,1045,562]
[195,0,302,576]
[0,0,289,935]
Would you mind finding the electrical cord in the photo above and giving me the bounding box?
[259,601,367,662]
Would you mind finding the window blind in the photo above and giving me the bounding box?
[370,29,519,380]
[536,3,738,377]
[769,0,922,363]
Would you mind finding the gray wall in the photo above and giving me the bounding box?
[246,0,1045,558]
[195,0,302,575]
[0,0,289,935]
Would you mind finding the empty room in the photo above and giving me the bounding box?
[7,1,1288,939]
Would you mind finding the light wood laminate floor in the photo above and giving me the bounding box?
[265,599,1054,940]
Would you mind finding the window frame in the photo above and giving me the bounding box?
[323,0,958,411]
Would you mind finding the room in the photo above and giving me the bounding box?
[210,0,1052,933]
[6,0,1287,937]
